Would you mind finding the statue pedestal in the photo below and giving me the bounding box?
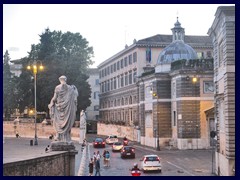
[50,141,76,151]
[50,141,78,176]
[79,127,86,144]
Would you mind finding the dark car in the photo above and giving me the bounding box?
[93,138,105,148]
[120,146,135,158]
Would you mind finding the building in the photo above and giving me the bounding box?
[208,6,235,176]
[10,59,22,77]
[86,68,100,133]
[98,17,214,149]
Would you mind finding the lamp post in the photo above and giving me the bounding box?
[151,90,160,151]
[154,128,156,148]
[192,76,198,150]
[27,60,44,145]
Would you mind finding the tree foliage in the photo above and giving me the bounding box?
[17,28,94,119]
[3,50,19,119]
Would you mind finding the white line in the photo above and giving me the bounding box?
[166,161,195,176]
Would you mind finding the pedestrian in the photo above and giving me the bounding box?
[93,152,97,164]
[95,157,101,176]
[88,158,94,176]
[16,131,20,138]
[49,134,54,140]
[102,150,107,166]
[105,151,110,167]
[45,145,51,152]
[96,150,101,159]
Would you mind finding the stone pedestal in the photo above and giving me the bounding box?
[79,127,86,144]
[50,141,76,151]
[50,141,78,176]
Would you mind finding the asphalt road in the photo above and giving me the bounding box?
[3,135,215,176]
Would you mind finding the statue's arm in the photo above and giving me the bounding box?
[48,87,58,109]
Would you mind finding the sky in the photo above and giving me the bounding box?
[3,4,234,67]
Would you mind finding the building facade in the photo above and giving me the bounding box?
[85,68,100,133]
[98,18,214,148]
[208,6,235,176]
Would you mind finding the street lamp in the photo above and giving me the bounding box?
[27,60,44,145]
[192,76,198,150]
[151,89,160,151]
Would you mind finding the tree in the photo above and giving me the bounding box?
[18,28,94,119]
[3,50,19,119]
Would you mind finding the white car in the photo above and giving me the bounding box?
[112,142,123,152]
[105,135,118,144]
[141,155,162,173]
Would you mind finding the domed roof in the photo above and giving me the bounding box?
[157,40,198,64]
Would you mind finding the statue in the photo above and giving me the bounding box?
[48,75,78,143]
[79,110,87,144]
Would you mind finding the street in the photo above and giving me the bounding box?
[82,134,215,176]
[3,135,215,176]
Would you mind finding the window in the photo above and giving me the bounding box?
[114,78,116,89]
[129,71,132,84]
[94,91,99,99]
[95,79,99,85]
[114,63,116,72]
[111,65,113,73]
[133,52,137,63]
[94,105,99,111]
[133,70,137,83]
[146,47,151,63]
[129,54,132,65]
[117,61,120,70]
[121,59,124,68]
[125,73,128,86]
[207,51,212,58]
[203,81,214,93]
[124,57,128,67]
[111,79,113,90]
[121,75,124,87]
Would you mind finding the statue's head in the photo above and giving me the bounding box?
[59,75,67,84]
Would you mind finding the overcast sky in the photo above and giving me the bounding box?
[3,4,234,67]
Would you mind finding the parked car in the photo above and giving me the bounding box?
[105,135,118,144]
[120,146,135,158]
[140,155,161,172]
[112,142,123,152]
[93,138,105,148]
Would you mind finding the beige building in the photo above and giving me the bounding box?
[85,68,100,133]
[208,6,235,176]
[98,18,214,149]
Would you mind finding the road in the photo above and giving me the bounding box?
[81,134,215,176]
[3,135,215,176]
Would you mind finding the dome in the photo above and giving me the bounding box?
[157,40,198,64]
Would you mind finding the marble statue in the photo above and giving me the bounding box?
[48,75,78,142]
[79,110,87,143]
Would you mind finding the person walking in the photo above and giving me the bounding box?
[88,158,94,176]
[105,151,110,167]
[95,158,101,176]
[102,150,107,166]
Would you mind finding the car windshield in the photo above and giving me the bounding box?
[114,142,122,145]
[145,156,159,161]
[95,138,103,142]
[124,147,133,150]
[110,135,117,138]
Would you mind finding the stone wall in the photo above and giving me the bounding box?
[3,121,80,140]
[3,152,72,176]
[97,123,139,141]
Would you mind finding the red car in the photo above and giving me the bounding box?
[93,138,105,148]
[120,146,135,158]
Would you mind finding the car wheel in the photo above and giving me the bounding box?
[159,170,162,173]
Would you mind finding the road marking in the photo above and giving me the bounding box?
[166,161,195,176]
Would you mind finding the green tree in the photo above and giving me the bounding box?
[3,50,19,119]
[18,28,94,119]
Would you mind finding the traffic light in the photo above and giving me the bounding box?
[153,92,157,97]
